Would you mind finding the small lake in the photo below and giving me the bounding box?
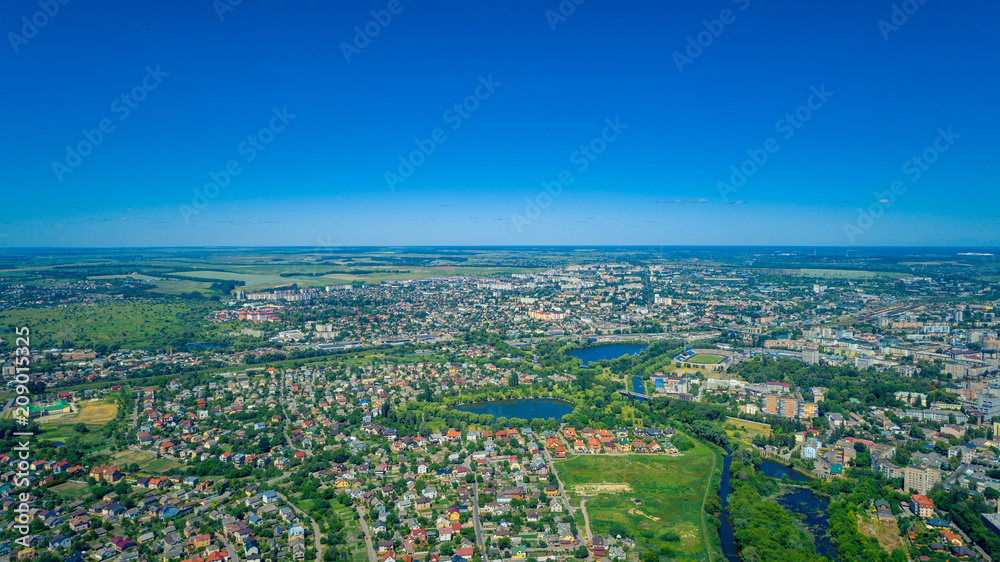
[456,398,574,421]
[568,344,649,366]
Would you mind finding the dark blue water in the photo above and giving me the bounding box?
[456,398,574,421]
[631,376,646,399]
[718,451,738,562]
[185,342,218,350]
[760,459,811,482]
[759,460,836,560]
[568,344,648,366]
[775,488,836,560]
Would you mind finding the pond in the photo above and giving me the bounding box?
[718,458,835,560]
[774,487,837,560]
[568,344,649,366]
[759,460,836,560]
[760,459,811,482]
[455,398,574,421]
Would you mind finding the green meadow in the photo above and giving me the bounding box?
[555,439,722,561]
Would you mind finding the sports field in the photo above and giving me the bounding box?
[688,354,724,364]
[555,439,721,560]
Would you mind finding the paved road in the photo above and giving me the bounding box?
[277,491,324,562]
[947,463,970,485]
[465,459,487,560]
[220,535,242,562]
[355,505,378,562]
[0,398,13,419]
[279,377,311,457]
[266,472,290,486]
[127,445,181,462]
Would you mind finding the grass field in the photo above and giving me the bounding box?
[51,481,91,499]
[171,269,331,290]
[113,450,183,473]
[555,441,720,560]
[89,273,214,295]
[723,417,772,445]
[688,354,724,364]
[0,300,212,349]
[772,268,910,280]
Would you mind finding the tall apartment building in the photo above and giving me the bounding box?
[762,395,779,415]
[903,464,941,496]
[798,402,817,420]
[802,348,819,365]
[779,397,799,419]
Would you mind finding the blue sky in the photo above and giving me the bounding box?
[3,0,998,247]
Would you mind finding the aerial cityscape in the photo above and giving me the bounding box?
[4,1,1000,562]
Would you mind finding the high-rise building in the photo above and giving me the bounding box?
[802,348,819,365]
[798,402,817,420]
[903,464,941,496]
[762,395,779,415]
[779,397,799,419]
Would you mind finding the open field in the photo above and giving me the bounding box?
[858,511,905,554]
[771,268,911,280]
[570,483,633,495]
[688,354,724,364]
[171,269,331,290]
[37,399,117,426]
[113,449,183,473]
[51,481,91,499]
[556,440,719,560]
[89,273,214,295]
[0,300,212,349]
[723,417,772,445]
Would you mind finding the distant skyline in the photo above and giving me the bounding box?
[4,0,999,247]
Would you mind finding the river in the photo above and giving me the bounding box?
[718,451,738,562]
